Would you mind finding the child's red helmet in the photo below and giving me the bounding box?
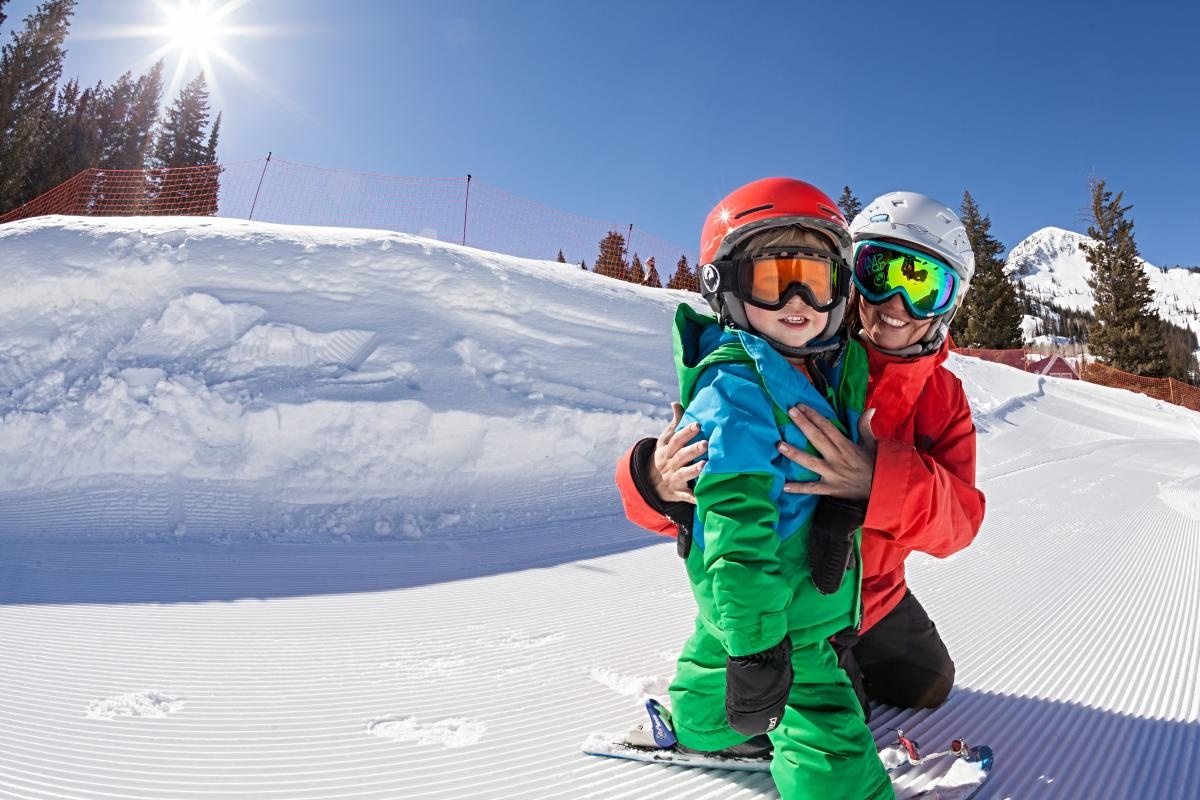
[698,178,852,355]
[699,177,851,267]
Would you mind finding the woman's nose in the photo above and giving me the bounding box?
[881,294,911,318]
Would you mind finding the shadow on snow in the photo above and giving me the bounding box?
[0,513,660,605]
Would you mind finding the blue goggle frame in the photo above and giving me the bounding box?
[852,240,959,319]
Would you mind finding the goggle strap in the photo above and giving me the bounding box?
[702,259,741,295]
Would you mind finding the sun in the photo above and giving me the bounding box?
[162,1,228,58]
[76,0,299,119]
[150,0,243,90]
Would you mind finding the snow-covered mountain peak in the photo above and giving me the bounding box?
[1005,226,1092,279]
[1006,226,1200,339]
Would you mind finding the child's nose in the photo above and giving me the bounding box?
[784,294,815,312]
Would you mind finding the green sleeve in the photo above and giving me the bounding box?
[693,470,790,658]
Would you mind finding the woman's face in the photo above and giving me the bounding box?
[857,294,937,351]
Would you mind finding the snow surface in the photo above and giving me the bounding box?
[2,216,1199,799]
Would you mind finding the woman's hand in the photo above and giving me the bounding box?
[650,402,708,504]
[778,406,877,501]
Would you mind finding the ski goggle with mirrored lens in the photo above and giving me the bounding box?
[702,247,843,312]
[852,240,959,319]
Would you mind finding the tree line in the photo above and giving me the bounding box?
[556,232,700,292]
[0,0,222,217]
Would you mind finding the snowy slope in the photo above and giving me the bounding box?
[0,215,687,542]
[1007,226,1200,344]
[2,217,1200,800]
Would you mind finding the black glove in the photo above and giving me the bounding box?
[809,496,866,595]
[629,437,694,526]
[726,636,792,736]
[630,437,696,558]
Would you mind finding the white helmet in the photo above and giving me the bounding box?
[849,192,975,356]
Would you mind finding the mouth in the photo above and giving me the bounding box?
[779,315,813,328]
[877,311,908,329]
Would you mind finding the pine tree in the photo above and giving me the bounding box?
[100,61,163,169]
[1081,178,1168,376]
[32,77,99,195]
[0,0,77,212]
[955,190,1023,348]
[836,185,862,223]
[191,109,221,214]
[644,256,662,288]
[555,249,566,263]
[1,1,8,27]
[666,254,698,291]
[629,253,645,284]
[1163,321,1199,384]
[151,72,220,214]
[594,230,629,280]
[579,259,587,270]
[153,72,213,169]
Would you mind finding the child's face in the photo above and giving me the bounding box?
[744,294,830,350]
[857,293,936,351]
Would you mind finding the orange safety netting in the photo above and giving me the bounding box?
[954,348,1031,371]
[956,347,1200,413]
[1077,359,1200,412]
[0,158,698,285]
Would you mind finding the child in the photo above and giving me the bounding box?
[667,178,892,800]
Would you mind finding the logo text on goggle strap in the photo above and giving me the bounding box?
[701,264,721,292]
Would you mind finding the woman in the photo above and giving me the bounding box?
[617,190,986,724]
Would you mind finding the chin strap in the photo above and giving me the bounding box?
[760,331,843,359]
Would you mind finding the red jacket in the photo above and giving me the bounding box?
[615,339,985,634]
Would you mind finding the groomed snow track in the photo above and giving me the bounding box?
[4,374,1200,799]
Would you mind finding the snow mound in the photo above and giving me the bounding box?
[0,215,699,542]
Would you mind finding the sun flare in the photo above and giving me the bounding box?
[162,1,227,58]
[95,0,273,104]
[74,0,300,122]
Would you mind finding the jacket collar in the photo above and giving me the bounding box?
[861,335,949,436]
[734,328,838,422]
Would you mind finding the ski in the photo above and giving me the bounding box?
[582,700,994,799]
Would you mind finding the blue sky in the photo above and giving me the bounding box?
[6,0,1199,265]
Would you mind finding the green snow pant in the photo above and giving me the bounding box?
[669,616,894,800]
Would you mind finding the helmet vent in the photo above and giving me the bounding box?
[734,204,773,220]
[817,203,841,219]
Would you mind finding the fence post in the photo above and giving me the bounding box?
[1168,378,1178,405]
[70,168,94,215]
[462,174,472,246]
[248,152,272,220]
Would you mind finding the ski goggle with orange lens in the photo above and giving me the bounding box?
[711,247,843,312]
[852,240,960,319]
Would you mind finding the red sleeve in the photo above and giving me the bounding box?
[862,386,985,558]
[615,441,679,537]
